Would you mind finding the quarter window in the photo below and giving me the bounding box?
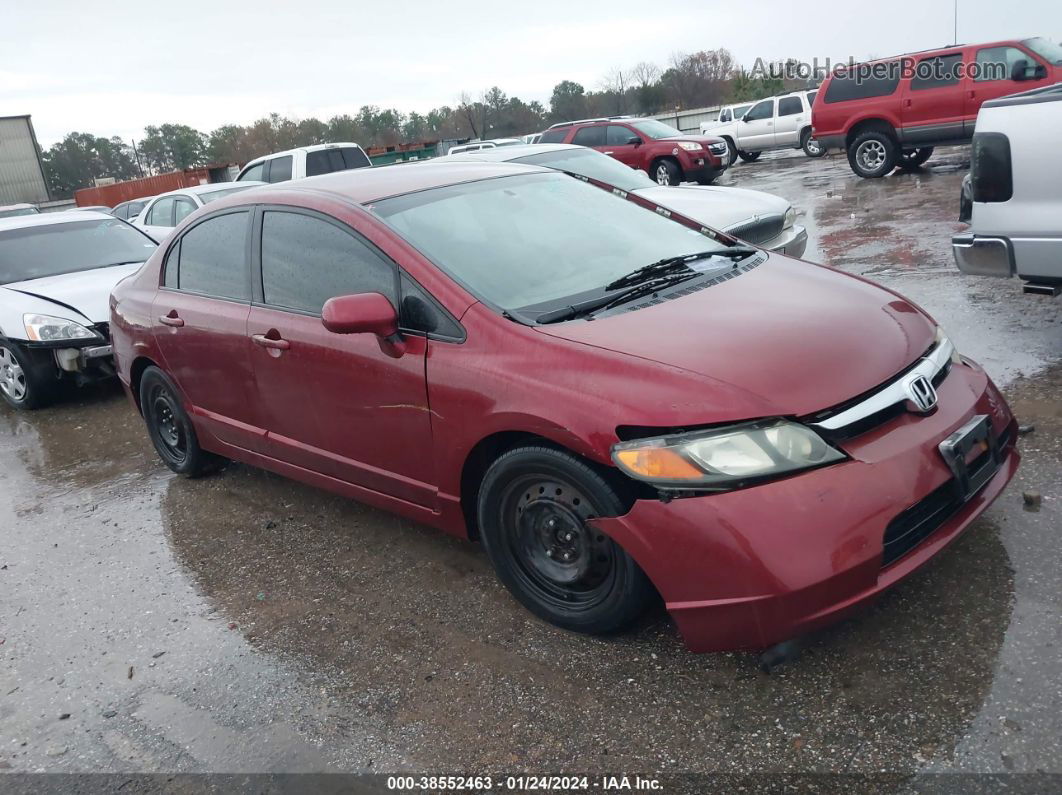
[147,197,175,227]
[174,198,197,224]
[260,211,395,315]
[170,211,250,300]
[777,96,802,116]
[744,100,774,121]
[571,126,606,147]
[911,54,963,90]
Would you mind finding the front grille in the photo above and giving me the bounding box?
[881,425,1011,567]
[708,142,729,155]
[726,214,785,245]
[92,322,110,343]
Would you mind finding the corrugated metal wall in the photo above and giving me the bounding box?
[645,105,723,135]
[0,116,49,204]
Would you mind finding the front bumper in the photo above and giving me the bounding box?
[590,362,1018,652]
[761,224,808,257]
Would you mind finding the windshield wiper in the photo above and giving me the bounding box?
[605,247,759,290]
[536,272,699,324]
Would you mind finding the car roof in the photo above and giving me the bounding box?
[150,181,266,200]
[217,160,553,207]
[0,210,114,232]
[442,143,583,163]
[829,39,1035,72]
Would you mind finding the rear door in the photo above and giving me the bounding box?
[152,209,264,451]
[774,95,806,146]
[739,99,776,150]
[900,51,966,144]
[246,207,435,507]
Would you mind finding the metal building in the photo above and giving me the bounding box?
[0,115,50,204]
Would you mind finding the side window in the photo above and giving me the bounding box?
[239,162,264,181]
[260,211,395,315]
[911,54,963,90]
[306,150,330,177]
[538,129,568,144]
[174,198,196,224]
[824,62,901,102]
[975,46,1035,82]
[265,155,293,183]
[744,100,774,121]
[571,126,606,146]
[341,147,371,169]
[605,125,636,145]
[777,96,802,116]
[147,197,175,227]
[175,212,250,300]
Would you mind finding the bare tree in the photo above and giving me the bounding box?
[601,67,630,114]
[457,92,479,139]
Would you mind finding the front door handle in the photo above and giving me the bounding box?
[159,312,184,327]
[603,150,615,155]
[251,333,290,351]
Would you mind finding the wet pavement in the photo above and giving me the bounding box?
[1,148,1061,785]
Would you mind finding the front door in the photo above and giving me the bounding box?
[603,125,642,168]
[738,99,776,150]
[967,44,1053,129]
[152,209,264,451]
[246,207,435,508]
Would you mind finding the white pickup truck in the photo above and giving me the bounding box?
[234,142,372,183]
[700,90,824,163]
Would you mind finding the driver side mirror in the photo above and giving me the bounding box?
[322,292,405,356]
[1011,59,1030,81]
[627,135,642,146]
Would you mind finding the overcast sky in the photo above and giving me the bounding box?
[2,0,1059,147]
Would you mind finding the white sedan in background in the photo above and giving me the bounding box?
[132,182,264,241]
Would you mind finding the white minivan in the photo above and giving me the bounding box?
[234,142,372,183]
[700,90,823,162]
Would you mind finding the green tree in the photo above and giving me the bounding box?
[40,133,139,198]
[549,80,587,122]
[139,123,207,172]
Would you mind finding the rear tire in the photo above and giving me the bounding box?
[737,150,761,162]
[847,130,899,178]
[0,341,58,410]
[898,146,934,169]
[477,446,653,635]
[800,129,825,158]
[651,158,681,186]
[139,366,224,477]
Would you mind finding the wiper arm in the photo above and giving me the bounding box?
[536,272,699,324]
[605,247,759,290]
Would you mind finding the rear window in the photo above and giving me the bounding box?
[539,129,569,144]
[824,62,901,102]
[305,147,371,177]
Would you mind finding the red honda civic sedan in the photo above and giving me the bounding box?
[110,161,1019,653]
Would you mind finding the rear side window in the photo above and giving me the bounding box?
[911,54,963,90]
[777,96,802,116]
[147,197,174,226]
[306,147,372,177]
[824,62,901,102]
[265,156,293,183]
[572,126,606,146]
[171,211,250,300]
[239,162,264,181]
[260,210,395,314]
[539,128,568,144]
[745,99,774,121]
[970,132,1012,202]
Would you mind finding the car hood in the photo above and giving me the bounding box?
[535,255,936,418]
[1,263,143,324]
[633,185,790,232]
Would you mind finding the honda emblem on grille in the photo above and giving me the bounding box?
[905,375,938,413]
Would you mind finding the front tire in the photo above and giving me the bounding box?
[0,341,57,410]
[847,130,899,178]
[651,158,681,186]
[737,150,761,162]
[800,129,825,158]
[898,146,934,169]
[477,446,653,635]
[139,366,224,476]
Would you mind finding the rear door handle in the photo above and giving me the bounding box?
[903,99,912,108]
[251,333,290,351]
[159,313,184,327]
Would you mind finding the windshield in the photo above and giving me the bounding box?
[630,119,685,139]
[512,148,655,192]
[1022,37,1062,65]
[0,207,39,218]
[0,218,157,284]
[198,184,260,204]
[372,172,725,314]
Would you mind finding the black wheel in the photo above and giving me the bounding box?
[847,130,899,178]
[737,150,761,162]
[139,366,223,476]
[477,446,653,634]
[0,341,57,410]
[801,128,825,158]
[898,146,934,170]
[651,158,681,186]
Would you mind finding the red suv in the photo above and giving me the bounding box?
[540,116,730,185]
[813,37,1062,177]
[111,162,1018,654]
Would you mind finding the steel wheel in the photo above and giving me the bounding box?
[856,139,887,172]
[0,347,27,402]
[151,388,187,463]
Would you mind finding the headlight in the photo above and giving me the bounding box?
[23,314,98,342]
[612,420,844,489]
[784,206,796,229]
[677,141,703,152]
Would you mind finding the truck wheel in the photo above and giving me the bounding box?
[651,159,681,185]
[801,129,825,158]
[477,446,653,635]
[847,130,898,178]
[140,366,224,477]
[0,341,58,410]
[737,150,761,162]
[898,147,934,169]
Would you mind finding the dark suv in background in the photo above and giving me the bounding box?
[813,37,1062,177]
[540,117,730,185]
